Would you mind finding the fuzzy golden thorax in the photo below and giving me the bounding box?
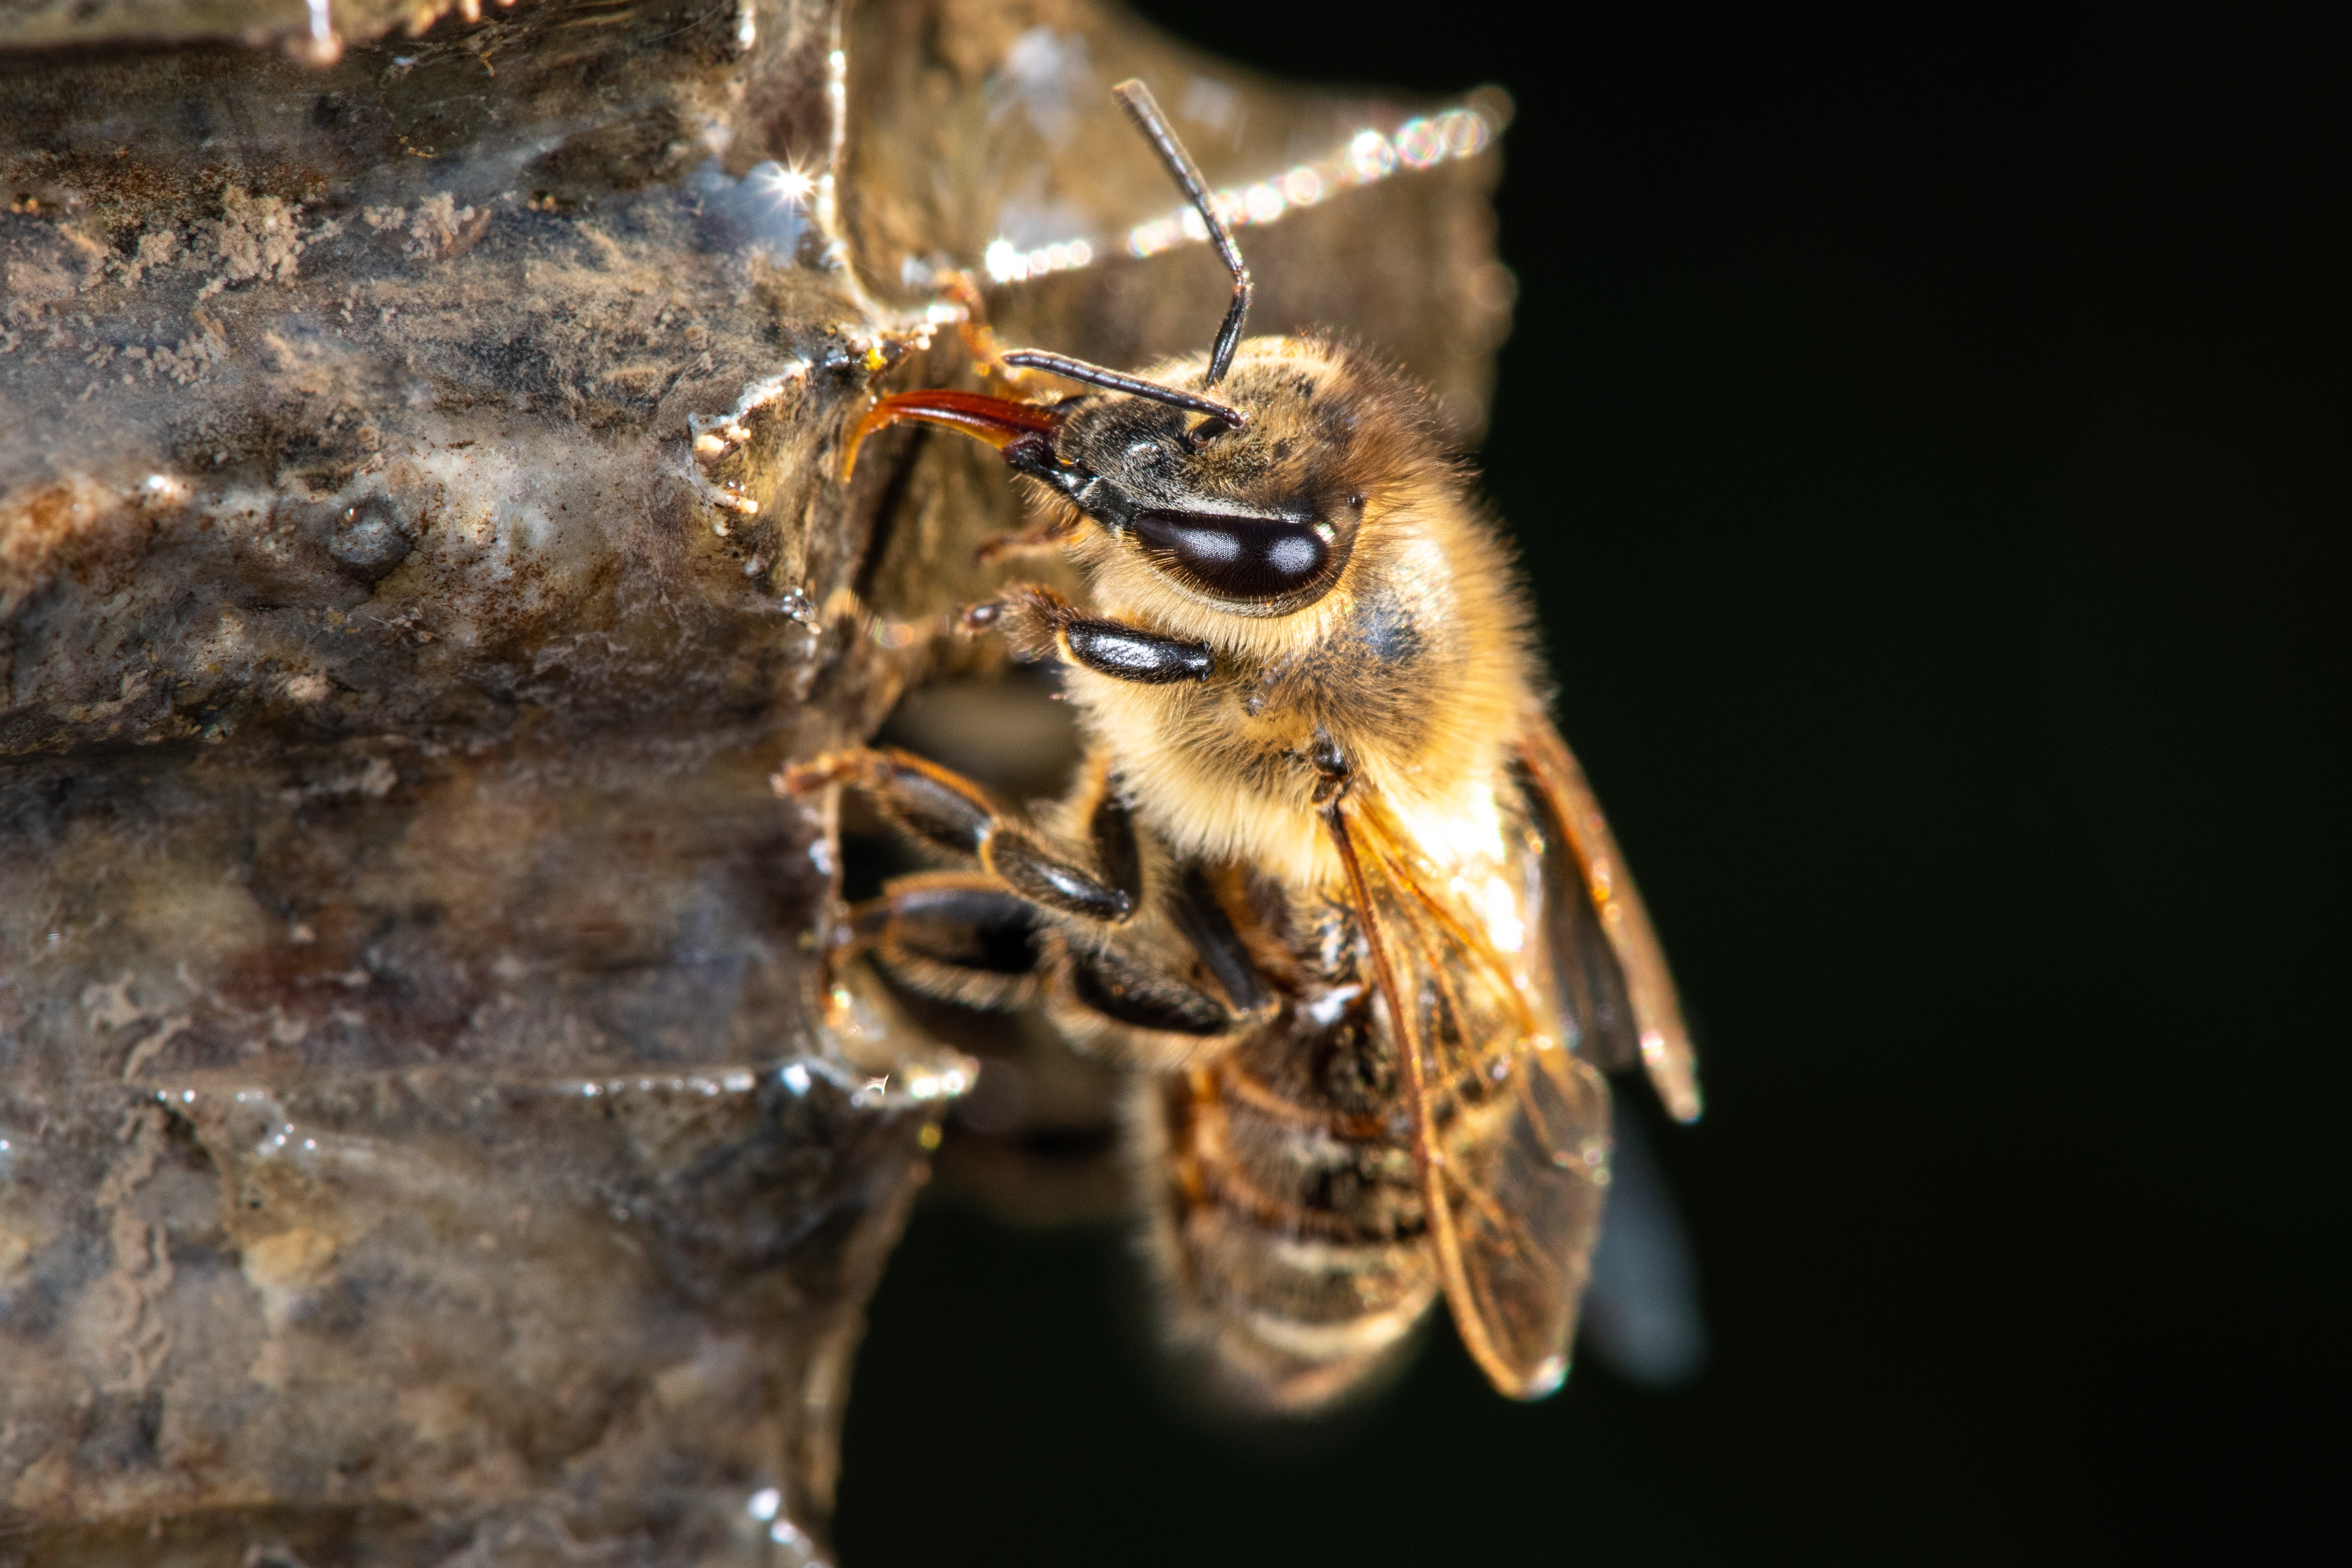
[1029,337,1541,890]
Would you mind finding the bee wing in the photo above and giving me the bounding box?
[1326,798,1614,1399]
[1522,760,1641,1077]
[1518,716,1703,1123]
[1428,1012,1612,1399]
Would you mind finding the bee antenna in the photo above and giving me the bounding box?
[1000,349,1248,430]
[1113,77,1254,389]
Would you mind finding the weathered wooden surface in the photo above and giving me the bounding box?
[0,1,1510,1561]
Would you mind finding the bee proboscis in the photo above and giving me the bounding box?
[789,79,1700,1409]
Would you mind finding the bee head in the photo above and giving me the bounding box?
[844,338,1435,619]
[838,86,1447,618]
[1047,339,1421,616]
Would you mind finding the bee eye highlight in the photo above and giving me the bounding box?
[1129,509,1333,602]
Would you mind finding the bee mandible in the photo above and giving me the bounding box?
[788,79,1701,1409]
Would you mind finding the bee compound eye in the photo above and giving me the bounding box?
[1129,509,1331,601]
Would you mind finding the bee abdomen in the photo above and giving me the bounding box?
[1143,1048,1439,1410]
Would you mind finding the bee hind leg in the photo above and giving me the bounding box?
[840,871,1045,1012]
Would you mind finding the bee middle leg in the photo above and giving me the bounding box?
[783,745,1136,923]
[790,744,1271,1062]
[841,868,1262,1054]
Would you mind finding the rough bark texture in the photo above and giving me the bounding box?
[0,2,1509,1562]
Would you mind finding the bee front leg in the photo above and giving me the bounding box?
[781,746,1135,923]
[968,583,1214,686]
[974,515,1077,565]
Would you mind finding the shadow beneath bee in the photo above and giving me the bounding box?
[1583,1087,1710,1388]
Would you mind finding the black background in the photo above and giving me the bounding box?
[833,5,2346,1562]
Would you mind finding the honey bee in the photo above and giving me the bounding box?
[787,81,1701,1409]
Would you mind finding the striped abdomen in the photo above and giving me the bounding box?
[1142,997,1441,1410]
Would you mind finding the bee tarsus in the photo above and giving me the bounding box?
[987,583,1215,685]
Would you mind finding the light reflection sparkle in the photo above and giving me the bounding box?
[977,100,1499,285]
[748,161,817,209]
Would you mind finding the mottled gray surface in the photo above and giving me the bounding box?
[0,1,1509,1560]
